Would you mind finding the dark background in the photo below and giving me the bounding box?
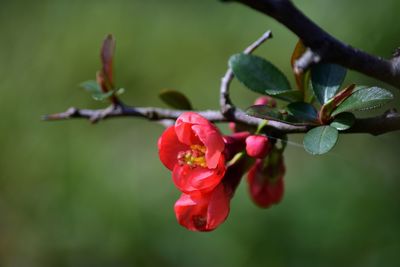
[0,0,399,266]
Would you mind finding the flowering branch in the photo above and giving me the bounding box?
[42,2,400,232]
[43,8,400,137]
[227,0,400,89]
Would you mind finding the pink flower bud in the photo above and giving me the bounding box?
[245,135,271,159]
[254,96,277,108]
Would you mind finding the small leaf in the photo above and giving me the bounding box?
[246,105,305,125]
[303,126,339,155]
[80,80,101,93]
[287,102,318,122]
[229,53,291,95]
[318,84,356,124]
[331,86,393,116]
[159,89,193,110]
[92,91,114,101]
[311,63,347,104]
[80,80,115,101]
[330,112,355,131]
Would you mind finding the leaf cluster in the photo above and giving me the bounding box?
[229,40,394,155]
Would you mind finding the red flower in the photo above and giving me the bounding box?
[174,184,230,232]
[247,149,285,208]
[158,112,226,193]
[245,135,271,159]
[175,155,247,232]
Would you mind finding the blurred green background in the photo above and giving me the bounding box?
[1,0,400,266]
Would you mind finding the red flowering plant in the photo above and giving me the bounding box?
[158,112,252,231]
[158,110,287,231]
[46,28,396,232]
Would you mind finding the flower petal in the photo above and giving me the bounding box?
[174,192,207,231]
[172,164,223,193]
[176,111,210,125]
[158,126,188,171]
[174,183,230,232]
[206,183,230,230]
[175,112,208,145]
[192,124,224,169]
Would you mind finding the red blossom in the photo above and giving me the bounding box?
[245,135,271,159]
[175,155,247,232]
[174,184,230,232]
[158,112,226,193]
[247,149,285,208]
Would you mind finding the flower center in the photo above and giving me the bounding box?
[177,145,207,168]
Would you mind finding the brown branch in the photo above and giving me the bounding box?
[344,109,400,136]
[43,103,307,132]
[43,104,400,135]
[228,0,400,89]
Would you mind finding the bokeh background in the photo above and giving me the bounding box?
[1,0,400,266]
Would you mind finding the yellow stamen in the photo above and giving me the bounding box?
[178,145,207,168]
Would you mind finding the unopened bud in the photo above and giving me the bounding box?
[245,135,270,159]
[254,96,277,108]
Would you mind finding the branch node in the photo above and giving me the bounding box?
[294,48,321,74]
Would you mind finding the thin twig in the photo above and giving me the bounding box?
[220,30,273,117]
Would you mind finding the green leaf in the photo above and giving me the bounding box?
[80,80,115,101]
[266,90,303,102]
[287,102,318,122]
[303,126,339,155]
[91,91,114,101]
[318,84,357,124]
[246,105,305,125]
[331,86,393,116]
[229,53,291,95]
[159,89,193,110]
[311,64,347,104]
[330,112,355,131]
[80,80,101,93]
[303,72,314,103]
